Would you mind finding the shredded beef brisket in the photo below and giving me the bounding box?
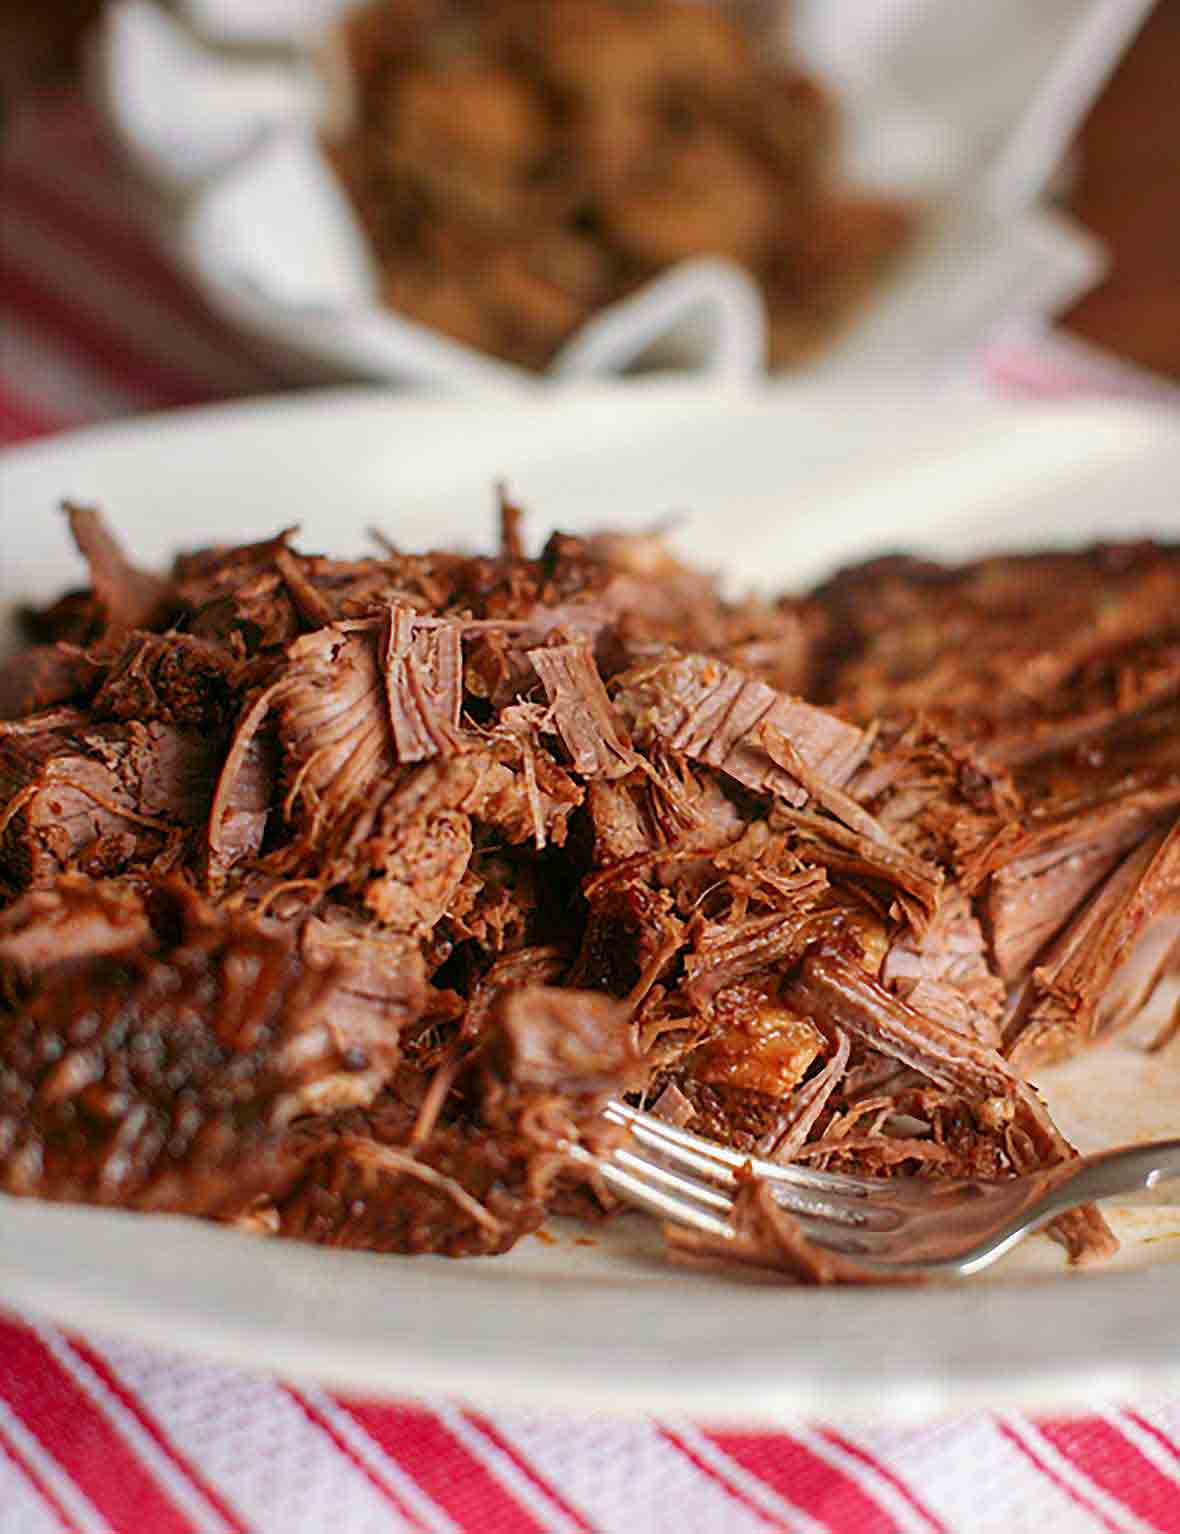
[3,505,1176,1280]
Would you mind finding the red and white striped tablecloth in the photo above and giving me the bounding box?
[3,90,1180,1534]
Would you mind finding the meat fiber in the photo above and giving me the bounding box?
[1005,819,1180,1065]
[274,621,398,833]
[383,606,466,761]
[205,687,278,886]
[616,653,868,806]
[528,642,635,778]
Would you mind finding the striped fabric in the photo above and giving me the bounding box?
[0,90,286,445]
[3,1316,1180,1534]
[4,89,1180,1534]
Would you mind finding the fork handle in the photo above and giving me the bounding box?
[1052,1138,1180,1214]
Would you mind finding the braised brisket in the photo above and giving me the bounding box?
[3,508,1176,1281]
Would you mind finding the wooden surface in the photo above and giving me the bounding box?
[1064,0,1180,378]
[3,0,1179,378]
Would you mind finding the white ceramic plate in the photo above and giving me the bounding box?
[2,384,1180,1421]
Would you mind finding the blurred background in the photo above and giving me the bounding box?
[0,0,1177,440]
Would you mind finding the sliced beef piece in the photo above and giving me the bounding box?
[0,645,100,721]
[0,889,397,1215]
[978,697,1180,979]
[275,621,398,834]
[0,876,150,981]
[222,888,431,1063]
[462,945,569,1037]
[1005,818,1180,1066]
[0,720,218,889]
[528,642,635,778]
[383,605,465,761]
[846,718,1019,878]
[181,539,431,649]
[787,950,1115,1262]
[278,985,640,1258]
[19,588,105,649]
[880,888,1004,1041]
[270,546,340,628]
[581,757,748,874]
[437,846,539,961]
[682,907,831,1008]
[65,504,173,639]
[616,653,867,807]
[1012,697,1180,823]
[974,629,1180,770]
[772,805,942,927]
[584,774,657,864]
[984,797,1173,981]
[790,950,1017,1099]
[91,631,241,730]
[290,551,459,625]
[173,530,304,652]
[463,626,541,711]
[887,979,983,1041]
[274,610,480,846]
[583,530,827,691]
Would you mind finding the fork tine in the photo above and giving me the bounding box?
[564,1143,735,1239]
[573,1138,900,1258]
[605,1101,879,1197]
[610,1148,734,1213]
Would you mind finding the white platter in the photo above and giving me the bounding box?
[2,384,1179,1421]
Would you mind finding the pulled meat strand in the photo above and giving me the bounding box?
[666,1173,916,1285]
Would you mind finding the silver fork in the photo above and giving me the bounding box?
[565,1103,1180,1277]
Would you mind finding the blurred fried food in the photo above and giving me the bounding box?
[329,0,912,370]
